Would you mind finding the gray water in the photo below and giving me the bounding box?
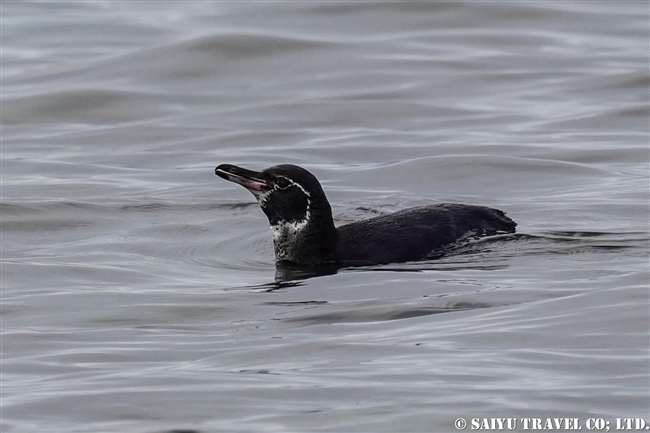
[2,2,649,432]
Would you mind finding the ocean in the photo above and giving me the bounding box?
[2,2,648,432]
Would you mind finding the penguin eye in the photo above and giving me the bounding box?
[275,177,291,189]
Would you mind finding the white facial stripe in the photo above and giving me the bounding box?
[276,176,311,197]
[268,175,312,223]
[263,177,314,261]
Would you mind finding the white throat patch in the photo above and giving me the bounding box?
[250,188,272,206]
[271,217,310,260]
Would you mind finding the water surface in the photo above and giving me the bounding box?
[2,2,648,432]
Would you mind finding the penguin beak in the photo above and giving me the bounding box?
[215,164,269,191]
